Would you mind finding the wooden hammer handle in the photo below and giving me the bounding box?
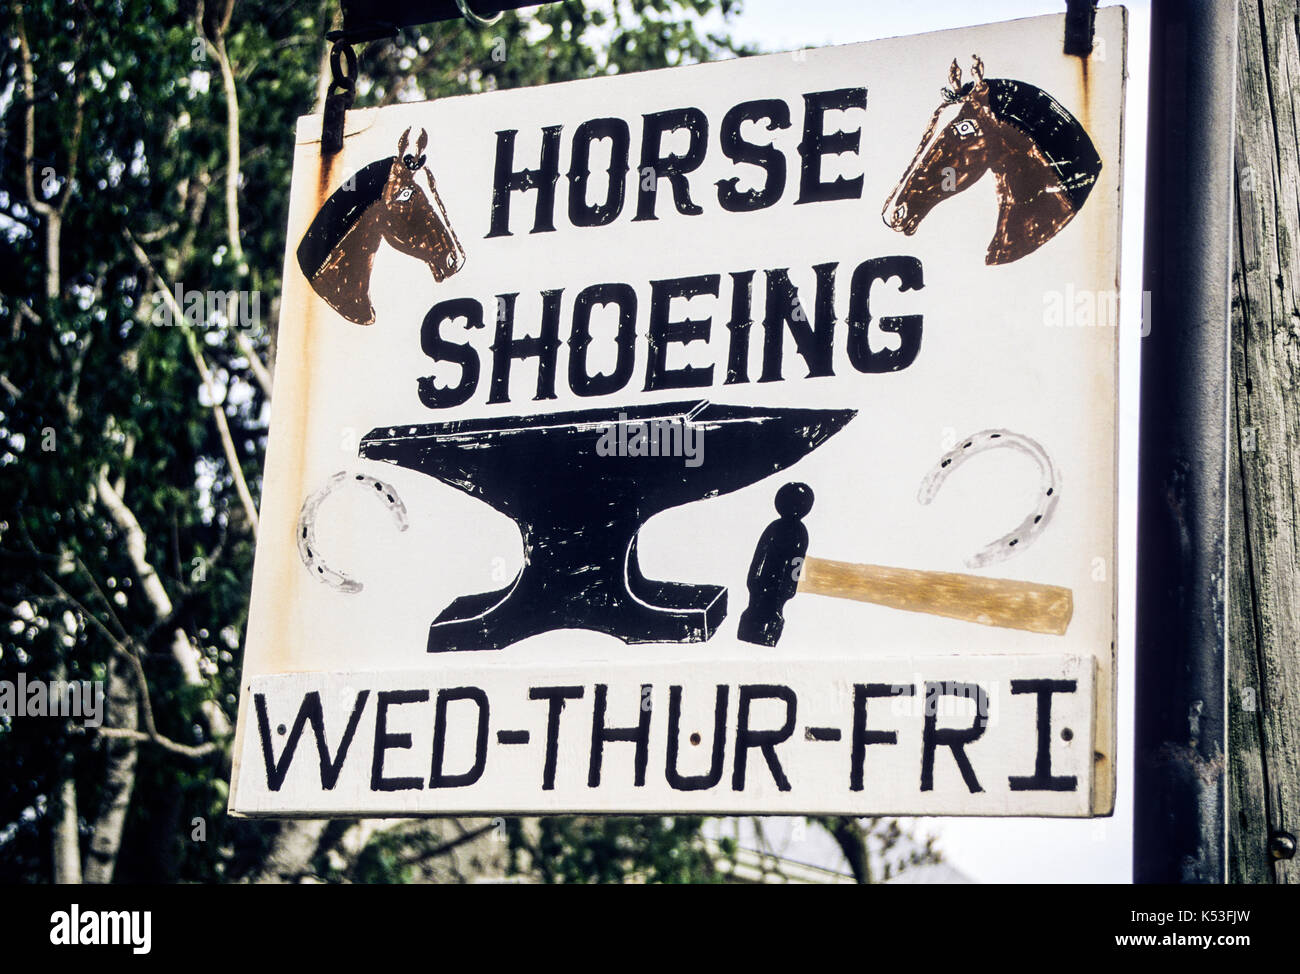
[797,556,1074,636]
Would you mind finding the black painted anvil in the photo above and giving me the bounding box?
[359,399,856,652]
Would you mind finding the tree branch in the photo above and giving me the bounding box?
[15,3,53,221]
[50,651,83,885]
[199,9,274,400]
[35,567,221,766]
[823,817,874,884]
[15,1,58,299]
[233,328,273,398]
[393,821,498,870]
[96,726,219,760]
[93,466,233,739]
[203,31,244,272]
[180,328,261,537]
[122,230,260,537]
[83,652,139,884]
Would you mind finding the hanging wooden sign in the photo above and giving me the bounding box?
[230,9,1127,817]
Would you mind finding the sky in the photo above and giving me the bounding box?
[700,0,1151,884]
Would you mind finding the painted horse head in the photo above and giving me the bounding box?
[297,127,466,325]
[882,56,1101,265]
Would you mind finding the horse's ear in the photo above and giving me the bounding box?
[398,127,411,156]
[948,58,962,90]
[416,129,428,154]
[970,54,985,87]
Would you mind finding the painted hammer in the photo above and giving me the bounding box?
[736,483,1074,645]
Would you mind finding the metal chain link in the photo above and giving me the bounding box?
[328,39,358,98]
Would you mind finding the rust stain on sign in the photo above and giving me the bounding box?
[264,134,337,671]
[316,142,339,209]
[1073,52,1093,135]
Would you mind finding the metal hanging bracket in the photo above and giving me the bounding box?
[321,21,400,154]
[319,3,546,154]
[321,35,358,156]
[1064,0,1098,56]
[320,22,401,155]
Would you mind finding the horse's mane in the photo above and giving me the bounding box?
[987,79,1101,208]
[951,78,1102,210]
[297,157,395,279]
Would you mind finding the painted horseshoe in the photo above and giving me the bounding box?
[917,429,1059,569]
[297,470,409,593]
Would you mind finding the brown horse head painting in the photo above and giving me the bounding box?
[882,56,1101,265]
[297,127,466,325]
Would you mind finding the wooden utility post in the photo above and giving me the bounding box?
[1229,0,1300,884]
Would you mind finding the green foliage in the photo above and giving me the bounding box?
[515,816,725,884]
[0,0,768,884]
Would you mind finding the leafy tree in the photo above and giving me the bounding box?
[0,0,939,883]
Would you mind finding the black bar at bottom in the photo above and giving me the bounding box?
[1,882,1280,954]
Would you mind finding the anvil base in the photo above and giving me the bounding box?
[428,541,726,652]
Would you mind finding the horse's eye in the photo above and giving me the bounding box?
[953,119,980,138]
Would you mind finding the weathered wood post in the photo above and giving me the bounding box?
[1228,0,1300,884]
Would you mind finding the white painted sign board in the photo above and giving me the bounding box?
[230,9,1126,817]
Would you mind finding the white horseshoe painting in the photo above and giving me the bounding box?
[918,429,1061,569]
[296,471,410,594]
